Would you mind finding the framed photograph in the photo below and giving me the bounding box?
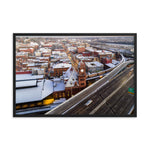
[13,33,136,117]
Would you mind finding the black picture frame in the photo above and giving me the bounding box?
[13,33,137,117]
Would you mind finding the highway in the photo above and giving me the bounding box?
[94,76,134,115]
[46,53,134,115]
[61,66,134,116]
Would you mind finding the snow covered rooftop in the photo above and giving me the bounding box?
[16,52,28,56]
[64,67,78,88]
[30,42,39,46]
[96,50,112,55]
[106,63,116,68]
[54,79,65,92]
[16,80,37,88]
[27,63,35,67]
[78,46,85,48]
[112,59,119,65]
[63,66,72,79]
[85,61,104,68]
[16,77,66,104]
[68,47,77,51]
[85,47,95,52]
[16,74,44,81]
[53,63,71,69]
[76,54,94,60]
[39,48,51,51]
[16,80,53,104]
[36,57,49,60]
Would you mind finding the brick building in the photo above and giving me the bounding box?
[77,46,85,53]
[101,56,112,64]
[50,63,71,77]
[78,61,86,89]
[19,48,35,53]
[54,49,65,52]
[96,50,112,62]
[85,61,104,73]
[64,67,79,98]
[82,52,91,57]
[63,63,87,99]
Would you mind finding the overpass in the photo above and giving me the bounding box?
[45,54,134,115]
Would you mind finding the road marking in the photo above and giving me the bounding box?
[128,105,134,115]
[89,74,134,115]
[62,81,109,115]
[85,100,93,106]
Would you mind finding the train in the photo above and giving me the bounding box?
[86,54,126,79]
[86,66,116,78]
[16,98,54,110]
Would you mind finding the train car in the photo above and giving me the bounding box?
[99,75,103,79]
[97,70,105,76]
[86,60,121,79]
[88,73,97,78]
[16,98,54,110]
[43,98,54,105]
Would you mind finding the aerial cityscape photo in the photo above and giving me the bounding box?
[14,34,136,117]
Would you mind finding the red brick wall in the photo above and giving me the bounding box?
[16,71,32,74]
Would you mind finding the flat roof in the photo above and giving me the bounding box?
[16,74,44,81]
[37,57,49,59]
[16,80,37,88]
[106,63,116,68]
[85,61,104,68]
[16,52,28,56]
[53,63,71,69]
[16,80,53,104]
[96,50,112,55]
[54,80,65,92]
[16,78,65,104]
[112,59,119,65]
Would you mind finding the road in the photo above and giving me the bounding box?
[61,66,135,116]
